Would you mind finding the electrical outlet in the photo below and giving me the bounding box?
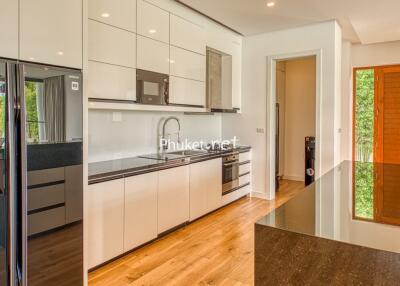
[112,112,122,122]
[256,128,265,133]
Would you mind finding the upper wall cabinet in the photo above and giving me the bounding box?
[170,46,205,82]
[20,0,82,68]
[89,0,136,32]
[0,0,18,59]
[88,61,136,101]
[89,20,136,68]
[170,15,205,55]
[137,0,169,43]
[137,35,169,75]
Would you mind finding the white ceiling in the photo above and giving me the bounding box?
[178,0,400,44]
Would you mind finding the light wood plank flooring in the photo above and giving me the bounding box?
[89,180,305,286]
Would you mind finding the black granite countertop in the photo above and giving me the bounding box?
[256,160,400,254]
[89,146,251,184]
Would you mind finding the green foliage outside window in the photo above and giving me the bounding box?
[25,81,40,142]
[354,69,374,162]
[354,69,375,220]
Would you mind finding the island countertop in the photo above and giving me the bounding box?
[255,160,400,285]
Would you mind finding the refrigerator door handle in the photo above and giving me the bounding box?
[5,62,18,286]
[16,63,27,286]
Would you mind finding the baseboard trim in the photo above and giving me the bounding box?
[251,191,269,200]
[282,175,305,182]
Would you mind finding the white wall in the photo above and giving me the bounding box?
[282,57,316,181]
[222,20,342,200]
[88,111,222,162]
[341,40,400,161]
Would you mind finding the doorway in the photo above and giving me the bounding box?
[275,56,317,191]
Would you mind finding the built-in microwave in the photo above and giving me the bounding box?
[136,69,169,105]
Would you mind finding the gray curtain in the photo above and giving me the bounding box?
[44,76,65,143]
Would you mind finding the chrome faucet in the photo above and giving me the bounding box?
[161,116,181,151]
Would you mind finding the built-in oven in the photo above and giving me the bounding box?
[136,69,169,105]
[222,152,240,195]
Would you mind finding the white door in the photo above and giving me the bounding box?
[20,0,83,68]
[87,179,125,268]
[124,173,158,251]
[158,166,189,233]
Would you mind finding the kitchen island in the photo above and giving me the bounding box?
[255,161,400,285]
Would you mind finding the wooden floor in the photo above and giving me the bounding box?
[89,180,305,286]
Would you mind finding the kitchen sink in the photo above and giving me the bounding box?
[167,150,207,156]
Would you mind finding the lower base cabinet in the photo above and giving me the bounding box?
[88,178,125,269]
[124,172,158,251]
[189,158,222,221]
[158,165,190,234]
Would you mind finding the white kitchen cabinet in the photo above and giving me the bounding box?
[189,158,222,221]
[89,20,136,68]
[169,76,205,107]
[124,173,158,251]
[170,46,206,82]
[0,0,18,59]
[158,165,189,234]
[88,0,136,32]
[170,15,205,55]
[87,179,125,268]
[137,35,169,74]
[20,0,82,68]
[239,162,251,176]
[88,61,136,101]
[137,0,169,44]
[239,151,251,163]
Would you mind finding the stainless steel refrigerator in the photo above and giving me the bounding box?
[0,59,83,285]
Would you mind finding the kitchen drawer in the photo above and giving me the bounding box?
[239,173,251,187]
[169,76,205,107]
[28,183,65,211]
[239,151,251,163]
[89,20,136,68]
[170,14,205,55]
[137,0,169,43]
[28,206,66,236]
[27,167,64,187]
[170,46,206,81]
[88,61,136,101]
[88,0,136,32]
[221,184,250,207]
[239,162,251,176]
[137,35,169,75]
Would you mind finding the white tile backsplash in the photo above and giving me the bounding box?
[88,110,222,163]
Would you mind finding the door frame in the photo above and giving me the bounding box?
[266,49,322,200]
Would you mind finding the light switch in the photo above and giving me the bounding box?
[256,128,265,134]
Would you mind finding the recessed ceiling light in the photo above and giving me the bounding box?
[101,13,110,18]
[267,2,275,7]
[57,51,64,56]
[29,57,35,60]
[149,29,157,34]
